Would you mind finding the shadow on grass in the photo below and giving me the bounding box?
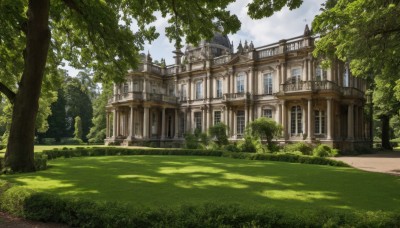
[3,155,400,212]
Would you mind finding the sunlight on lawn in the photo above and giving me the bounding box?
[3,155,400,212]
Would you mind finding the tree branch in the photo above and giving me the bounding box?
[61,0,83,15]
[0,82,16,104]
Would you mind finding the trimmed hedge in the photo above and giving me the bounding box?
[39,147,349,167]
[0,181,399,227]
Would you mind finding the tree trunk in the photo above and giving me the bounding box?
[4,0,51,172]
[381,115,393,150]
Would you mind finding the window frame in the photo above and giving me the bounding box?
[290,105,302,135]
[236,73,245,93]
[263,73,273,95]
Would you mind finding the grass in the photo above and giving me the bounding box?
[3,155,400,212]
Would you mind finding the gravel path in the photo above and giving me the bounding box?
[333,151,400,176]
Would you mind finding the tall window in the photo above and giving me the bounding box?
[181,84,187,101]
[123,83,129,93]
[237,110,245,137]
[262,109,272,118]
[291,68,301,84]
[195,81,203,99]
[151,112,157,135]
[216,80,223,98]
[314,110,325,134]
[236,73,245,93]
[168,85,174,96]
[315,66,327,81]
[194,112,202,132]
[290,106,302,135]
[343,66,349,87]
[132,81,139,91]
[263,73,273,95]
[214,111,221,125]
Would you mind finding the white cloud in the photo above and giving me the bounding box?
[148,0,325,65]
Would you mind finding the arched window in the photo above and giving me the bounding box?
[343,66,349,87]
[123,83,129,93]
[290,106,302,135]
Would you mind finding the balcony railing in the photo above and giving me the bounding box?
[280,81,364,97]
[224,92,252,101]
[108,92,178,104]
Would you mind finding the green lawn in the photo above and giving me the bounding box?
[3,155,400,212]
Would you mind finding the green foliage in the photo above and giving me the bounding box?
[283,142,313,155]
[73,116,83,141]
[64,78,93,142]
[87,84,112,143]
[1,186,399,228]
[312,0,400,149]
[183,128,209,149]
[39,89,67,142]
[208,123,229,146]
[248,117,282,150]
[312,144,338,158]
[238,135,258,153]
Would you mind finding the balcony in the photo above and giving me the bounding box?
[108,92,178,105]
[223,92,252,102]
[279,81,364,98]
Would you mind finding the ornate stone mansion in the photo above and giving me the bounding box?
[105,25,370,151]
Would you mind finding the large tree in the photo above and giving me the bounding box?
[313,0,400,150]
[0,0,302,172]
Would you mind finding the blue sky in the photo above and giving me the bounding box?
[66,0,325,75]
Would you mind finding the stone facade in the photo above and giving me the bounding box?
[105,25,370,151]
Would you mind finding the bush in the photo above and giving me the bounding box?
[0,144,5,150]
[0,182,398,227]
[312,144,338,157]
[283,142,313,155]
[42,138,56,145]
[238,135,258,153]
[60,137,83,145]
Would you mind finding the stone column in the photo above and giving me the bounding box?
[161,107,166,139]
[307,99,313,140]
[188,79,192,102]
[202,107,207,132]
[129,106,134,138]
[174,109,179,139]
[116,109,120,137]
[282,101,287,140]
[112,109,117,138]
[186,109,191,132]
[347,103,354,140]
[276,65,281,93]
[143,106,149,139]
[327,98,332,140]
[248,67,253,93]
[230,107,234,137]
[233,110,237,138]
[244,105,248,128]
[249,105,253,122]
[276,104,281,125]
[354,106,359,139]
[206,106,211,129]
[105,112,109,138]
[308,58,313,81]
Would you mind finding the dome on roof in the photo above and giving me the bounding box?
[209,32,231,49]
[186,32,231,49]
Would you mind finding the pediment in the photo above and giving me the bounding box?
[225,54,251,65]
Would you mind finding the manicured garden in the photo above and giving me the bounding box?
[2,155,399,211]
[0,147,399,227]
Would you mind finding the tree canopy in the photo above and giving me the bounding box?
[313,0,400,149]
[0,0,305,172]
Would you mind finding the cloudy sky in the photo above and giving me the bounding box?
[143,0,325,65]
[66,0,325,75]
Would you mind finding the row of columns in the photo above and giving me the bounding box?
[106,99,362,141]
[106,106,179,140]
